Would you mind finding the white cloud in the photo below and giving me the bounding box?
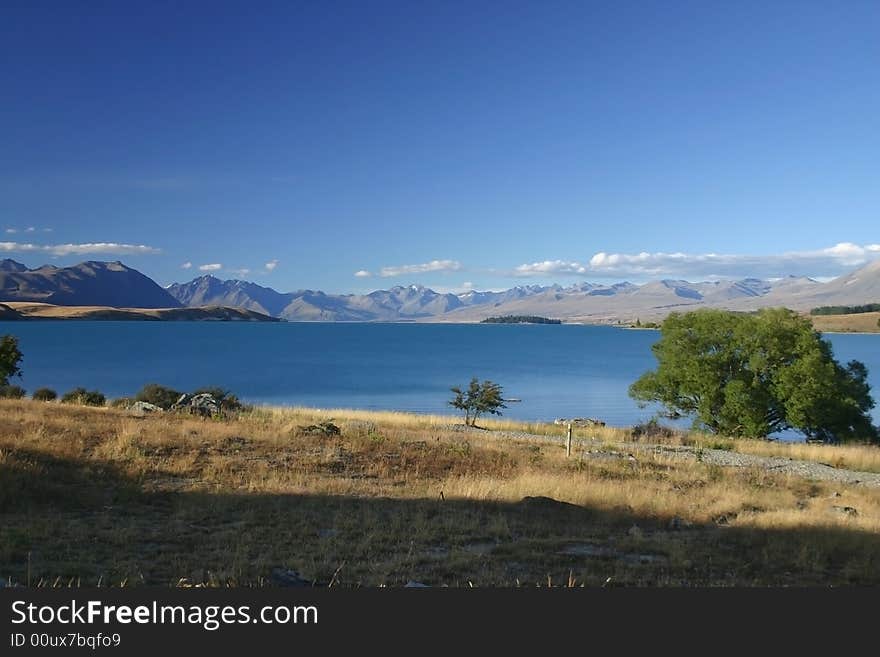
[4,227,52,234]
[513,243,880,280]
[0,241,161,256]
[265,259,278,272]
[228,268,250,277]
[378,259,462,278]
[181,262,192,269]
[198,263,222,271]
[514,260,588,276]
[354,270,372,278]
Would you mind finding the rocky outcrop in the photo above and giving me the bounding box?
[554,417,606,427]
[171,393,220,417]
[129,401,164,415]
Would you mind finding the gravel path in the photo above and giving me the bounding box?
[633,444,880,488]
[444,424,880,488]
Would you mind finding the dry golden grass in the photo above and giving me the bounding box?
[257,405,628,441]
[2,399,879,587]
[811,311,880,334]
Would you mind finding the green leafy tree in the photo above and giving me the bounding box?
[449,377,507,426]
[629,308,878,443]
[0,335,23,386]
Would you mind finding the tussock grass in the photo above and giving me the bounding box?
[1,399,879,587]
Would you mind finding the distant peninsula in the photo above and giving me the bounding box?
[481,315,562,325]
[0,302,281,322]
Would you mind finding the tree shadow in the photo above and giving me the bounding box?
[2,449,879,587]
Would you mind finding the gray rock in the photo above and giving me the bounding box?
[129,401,164,415]
[554,417,606,427]
[831,505,859,517]
[171,392,220,417]
[559,544,616,558]
[621,553,667,565]
[404,581,430,588]
[269,568,311,587]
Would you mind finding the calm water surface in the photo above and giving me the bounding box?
[3,322,879,429]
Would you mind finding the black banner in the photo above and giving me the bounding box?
[0,588,873,652]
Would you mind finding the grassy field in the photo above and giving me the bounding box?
[2,400,880,587]
[811,311,880,333]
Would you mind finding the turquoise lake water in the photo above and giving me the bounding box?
[2,322,879,431]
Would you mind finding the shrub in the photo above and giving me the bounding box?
[61,387,106,407]
[109,396,135,408]
[631,419,675,441]
[135,383,183,410]
[0,384,26,399]
[32,387,57,402]
[297,421,341,437]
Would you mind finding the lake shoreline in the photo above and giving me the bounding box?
[3,321,878,428]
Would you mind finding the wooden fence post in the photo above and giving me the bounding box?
[566,423,572,457]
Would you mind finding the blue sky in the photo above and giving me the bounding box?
[1,1,878,293]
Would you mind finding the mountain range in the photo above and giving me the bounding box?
[2,258,880,323]
[165,260,880,323]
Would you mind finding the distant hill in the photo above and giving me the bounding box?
[0,260,182,308]
[794,260,880,307]
[166,275,292,316]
